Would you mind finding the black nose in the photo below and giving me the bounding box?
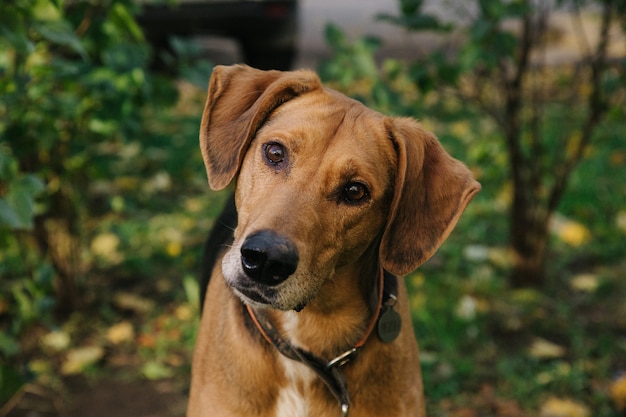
[240,231,299,285]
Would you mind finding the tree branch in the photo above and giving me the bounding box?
[547,0,614,213]
[504,0,533,189]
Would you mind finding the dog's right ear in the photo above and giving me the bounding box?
[200,64,322,190]
[380,117,481,276]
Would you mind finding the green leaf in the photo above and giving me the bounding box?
[180,59,214,89]
[459,44,482,71]
[101,41,149,72]
[11,284,36,323]
[32,0,63,21]
[13,175,45,196]
[378,13,450,32]
[0,148,18,179]
[470,19,494,42]
[503,0,531,18]
[5,175,45,230]
[479,0,506,20]
[0,333,20,357]
[33,19,86,59]
[401,0,423,15]
[109,2,145,43]
[141,361,173,380]
[324,24,346,49]
[0,365,25,406]
[432,52,460,85]
[496,31,517,58]
[0,198,22,229]
[0,7,35,54]
[183,274,200,307]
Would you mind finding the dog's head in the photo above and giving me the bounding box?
[200,65,480,311]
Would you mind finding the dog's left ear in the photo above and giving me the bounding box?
[380,117,481,276]
[200,64,322,190]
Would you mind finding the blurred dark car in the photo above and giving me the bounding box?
[136,0,298,70]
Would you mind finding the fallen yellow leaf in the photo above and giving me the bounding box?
[106,321,135,345]
[41,330,71,352]
[570,273,600,293]
[560,223,591,246]
[184,197,203,213]
[175,304,193,321]
[488,247,514,268]
[450,121,471,139]
[610,374,626,411]
[550,214,591,247]
[115,176,140,191]
[113,292,155,314]
[90,232,122,264]
[539,396,590,417]
[61,346,105,375]
[29,359,52,375]
[528,338,566,359]
[166,241,182,257]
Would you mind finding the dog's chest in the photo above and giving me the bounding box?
[274,356,316,417]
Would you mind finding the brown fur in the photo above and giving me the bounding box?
[188,64,480,417]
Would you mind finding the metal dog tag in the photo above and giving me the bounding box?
[377,307,401,343]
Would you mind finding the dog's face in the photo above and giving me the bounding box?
[200,65,480,311]
[223,90,397,310]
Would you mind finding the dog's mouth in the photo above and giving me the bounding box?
[228,275,311,312]
[229,279,277,307]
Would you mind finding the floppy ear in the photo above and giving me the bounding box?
[380,117,481,276]
[200,64,323,190]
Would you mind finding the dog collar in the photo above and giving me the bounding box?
[245,267,400,417]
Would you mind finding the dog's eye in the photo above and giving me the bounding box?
[342,182,370,204]
[264,142,285,165]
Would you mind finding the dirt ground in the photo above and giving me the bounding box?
[4,375,188,417]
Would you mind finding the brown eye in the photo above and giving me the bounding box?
[342,182,369,204]
[264,142,285,165]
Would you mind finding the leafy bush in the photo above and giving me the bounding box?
[0,0,214,402]
[2,0,171,308]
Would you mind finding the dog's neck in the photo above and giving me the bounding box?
[264,246,380,358]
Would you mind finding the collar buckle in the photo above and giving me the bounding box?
[326,347,358,369]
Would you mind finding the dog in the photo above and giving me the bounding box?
[188,64,480,417]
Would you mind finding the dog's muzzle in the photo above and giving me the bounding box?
[240,231,299,286]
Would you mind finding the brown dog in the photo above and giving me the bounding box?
[188,64,480,417]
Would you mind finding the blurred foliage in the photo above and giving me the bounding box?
[0,0,216,406]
